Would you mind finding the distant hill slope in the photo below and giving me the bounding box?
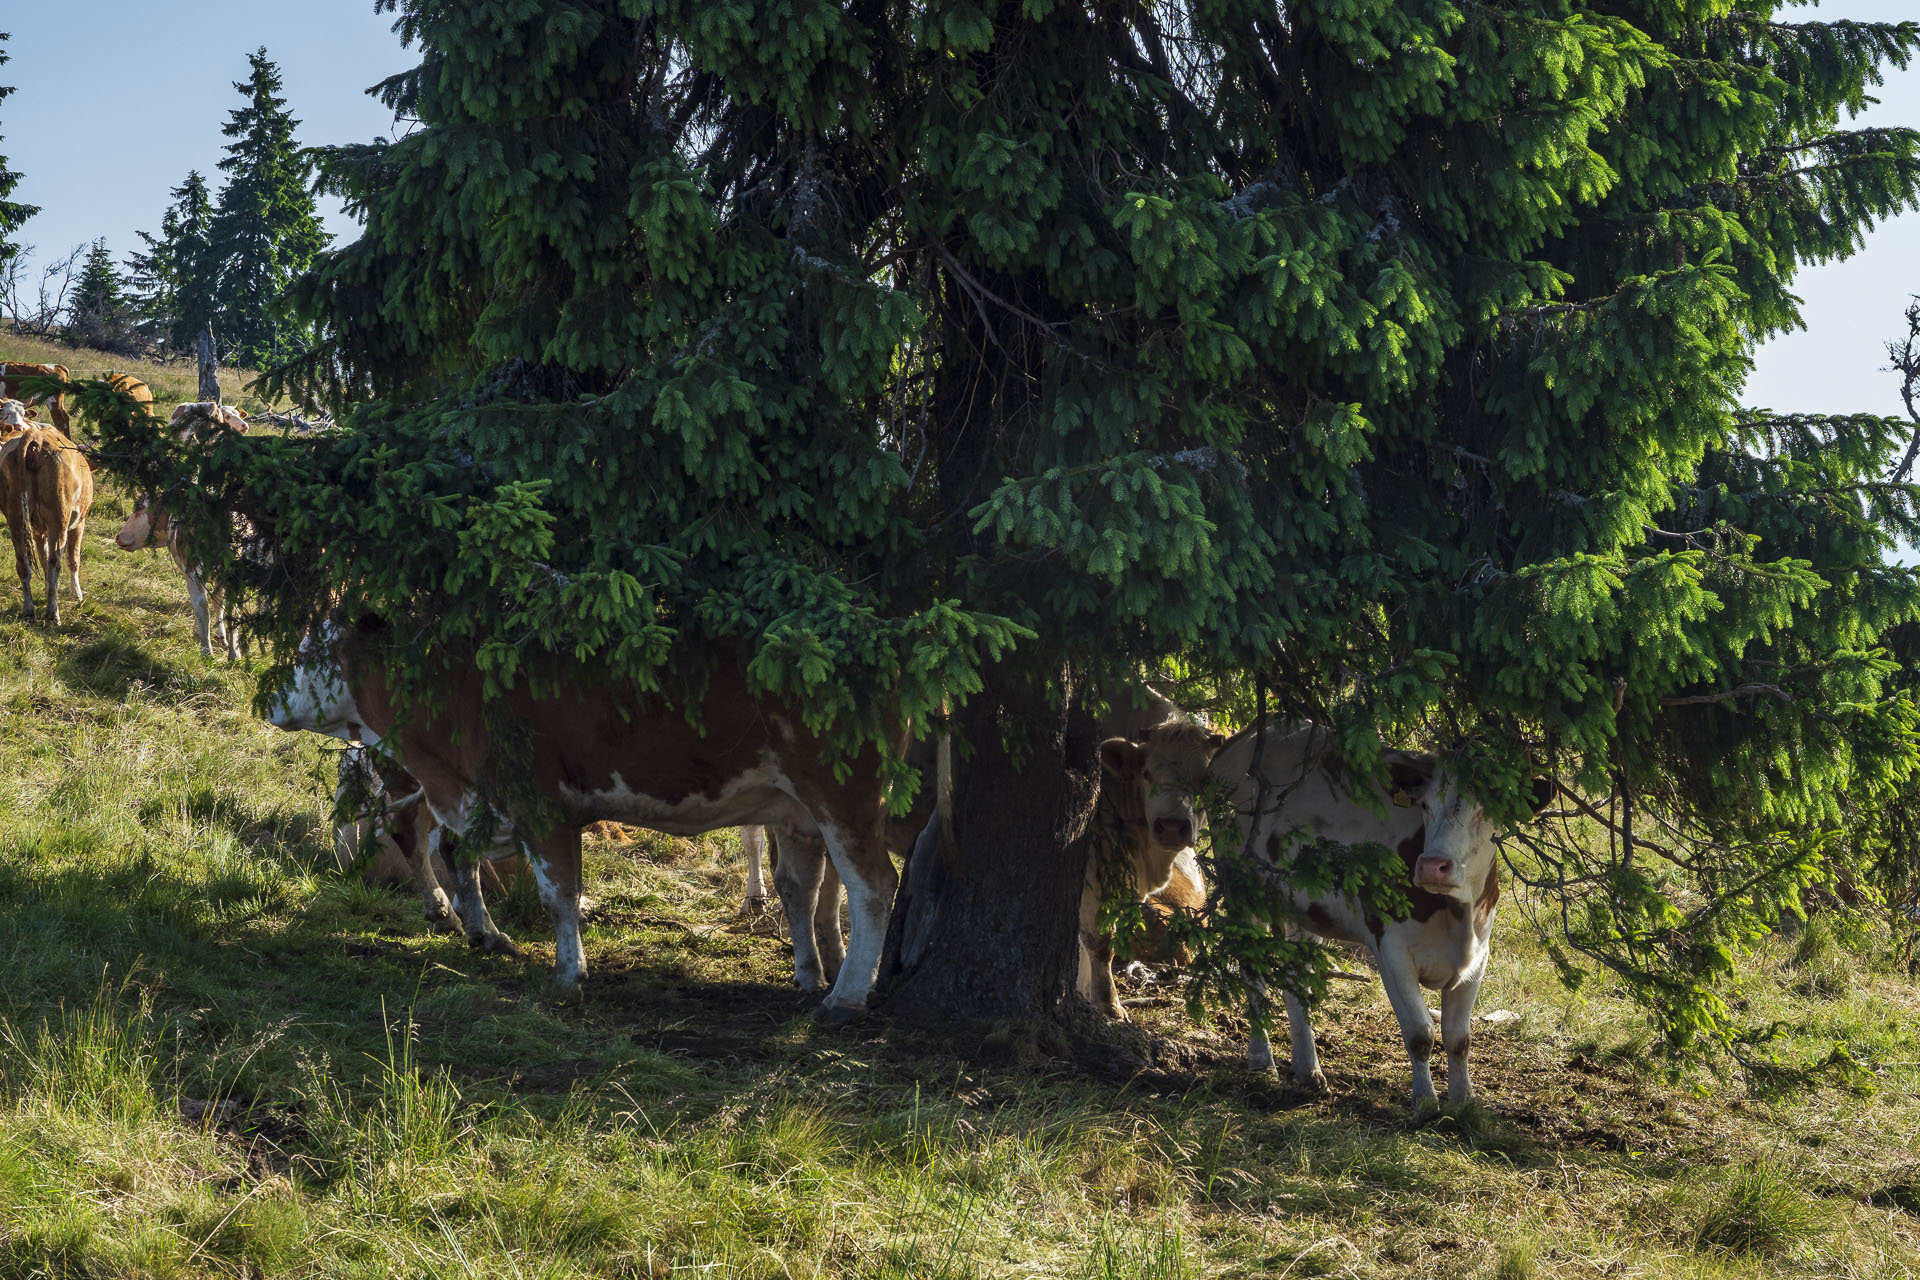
[0,326,281,419]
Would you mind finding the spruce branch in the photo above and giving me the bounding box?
[1659,683,1791,707]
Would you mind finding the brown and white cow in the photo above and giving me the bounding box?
[1085,716,1222,1017]
[113,496,236,659]
[0,425,93,624]
[167,400,248,438]
[111,403,252,657]
[0,363,71,435]
[269,619,900,1019]
[1206,723,1550,1108]
[105,373,155,422]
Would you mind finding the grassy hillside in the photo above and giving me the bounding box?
[0,328,277,419]
[0,392,1915,1275]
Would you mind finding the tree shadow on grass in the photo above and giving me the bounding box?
[57,632,211,701]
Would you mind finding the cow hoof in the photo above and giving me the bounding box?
[1296,1069,1330,1095]
[1410,1095,1442,1122]
[1246,1048,1276,1073]
[470,932,525,958]
[813,1001,868,1028]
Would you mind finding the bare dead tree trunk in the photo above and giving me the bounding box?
[198,323,220,403]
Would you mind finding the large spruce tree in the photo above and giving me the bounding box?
[128,2,1920,1056]
[128,171,218,355]
[0,32,36,272]
[207,49,326,368]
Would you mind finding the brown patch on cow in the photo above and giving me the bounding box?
[1305,902,1338,933]
[1474,860,1500,931]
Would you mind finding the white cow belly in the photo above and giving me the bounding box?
[1293,893,1489,991]
[556,763,812,836]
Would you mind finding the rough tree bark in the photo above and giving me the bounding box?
[880,662,1105,1035]
[197,322,220,403]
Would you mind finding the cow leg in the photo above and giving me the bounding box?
[441,830,523,958]
[208,579,236,660]
[396,804,455,932]
[183,569,214,656]
[1379,949,1439,1108]
[524,826,588,995]
[771,829,832,993]
[811,815,897,1022]
[1245,971,1276,1071]
[1440,973,1481,1104]
[813,854,844,984]
[1280,988,1327,1090]
[1076,875,1127,1019]
[739,826,768,912]
[63,521,81,602]
[41,537,59,625]
[11,524,32,620]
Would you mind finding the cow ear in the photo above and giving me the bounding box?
[1098,737,1147,781]
[1385,753,1435,800]
[1529,777,1556,817]
[1207,731,1226,751]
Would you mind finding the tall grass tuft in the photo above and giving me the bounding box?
[1078,1215,1195,1280]
[1694,1160,1829,1257]
[0,980,173,1124]
[307,1002,473,1200]
[1789,912,1861,999]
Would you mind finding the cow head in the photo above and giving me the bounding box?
[113,495,172,551]
[265,624,378,747]
[1098,719,1226,853]
[0,399,27,430]
[1395,755,1552,899]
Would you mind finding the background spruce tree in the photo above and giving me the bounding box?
[65,238,138,353]
[114,1,1920,1058]
[128,171,218,357]
[0,32,36,274]
[206,49,326,369]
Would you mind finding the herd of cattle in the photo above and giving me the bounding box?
[0,364,1554,1110]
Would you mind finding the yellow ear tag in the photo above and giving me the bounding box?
[1391,788,1413,808]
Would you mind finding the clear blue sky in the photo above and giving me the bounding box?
[3,1,1917,418]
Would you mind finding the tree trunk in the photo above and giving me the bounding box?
[197,323,220,403]
[881,662,1102,1031]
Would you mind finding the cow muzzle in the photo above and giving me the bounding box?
[1151,816,1194,849]
[1413,854,1461,890]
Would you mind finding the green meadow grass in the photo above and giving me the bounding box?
[0,472,1918,1273]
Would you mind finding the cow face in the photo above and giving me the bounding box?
[0,399,27,430]
[113,496,170,551]
[1099,720,1225,854]
[1406,764,1552,900]
[265,627,376,747]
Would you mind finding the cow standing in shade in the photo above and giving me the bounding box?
[111,402,252,658]
[1206,723,1550,1108]
[271,618,901,1020]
